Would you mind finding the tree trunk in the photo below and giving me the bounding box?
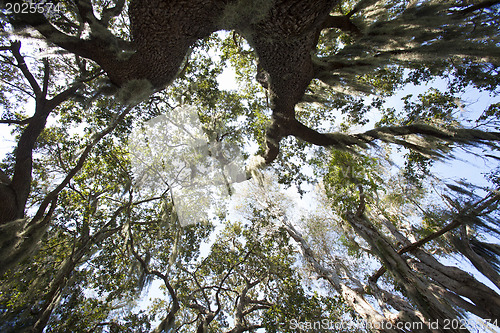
[453,226,500,291]
[376,206,500,324]
[31,222,123,333]
[410,249,500,321]
[282,218,404,333]
[345,212,469,333]
[31,255,80,333]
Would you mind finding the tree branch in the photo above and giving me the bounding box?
[6,80,82,223]
[459,0,500,15]
[0,77,35,97]
[8,4,120,65]
[47,82,83,109]
[321,15,362,36]
[0,118,32,125]
[127,212,180,333]
[41,59,50,98]
[31,105,133,224]
[279,215,395,331]
[455,226,500,290]
[263,119,500,164]
[101,0,126,27]
[10,41,41,97]
[369,190,500,283]
[74,0,98,24]
[31,200,130,333]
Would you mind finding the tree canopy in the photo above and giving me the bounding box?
[1,0,500,332]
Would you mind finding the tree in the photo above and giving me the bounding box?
[0,36,107,274]
[320,149,500,331]
[6,0,500,163]
[1,0,500,332]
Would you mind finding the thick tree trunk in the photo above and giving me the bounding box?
[0,42,80,225]
[374,204,500,324]
[0,105,130,276]
[410,249,500,321]
[10,0,228,88]
[344,212,469,333]
[13,0,500,164]
[454,226,500,291]
[123,0,229,87]
[0,184,17,223]
[0,100,53,224]
[12,0,343,163]
[282,218,405,333]
[241,0,337,162]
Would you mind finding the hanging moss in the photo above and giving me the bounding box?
[115,79,155,105]
[219,0,274,31]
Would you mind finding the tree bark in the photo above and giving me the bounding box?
[344,212,469,333]
[453,226,500,291]
[0,42,80,225]
[368,192,500,325]
[409,248,500,322]
[11,0,228,88]
[282,218,403,333]
[11,0,500,164]
[0,105,132,276]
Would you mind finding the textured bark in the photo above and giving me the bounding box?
[125,0,228,87]
[410,249,500,321]
[454,226,500,291]
[368,191,500,325]
[371,190,500,282]
[0,106,132,276]
[10,0,228,88]
[242,0,339,162]
[0,184,17,223]
[282,218,403,333]
[367,281,429,329]
[11,0,344,162]
[344,212,469,333]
